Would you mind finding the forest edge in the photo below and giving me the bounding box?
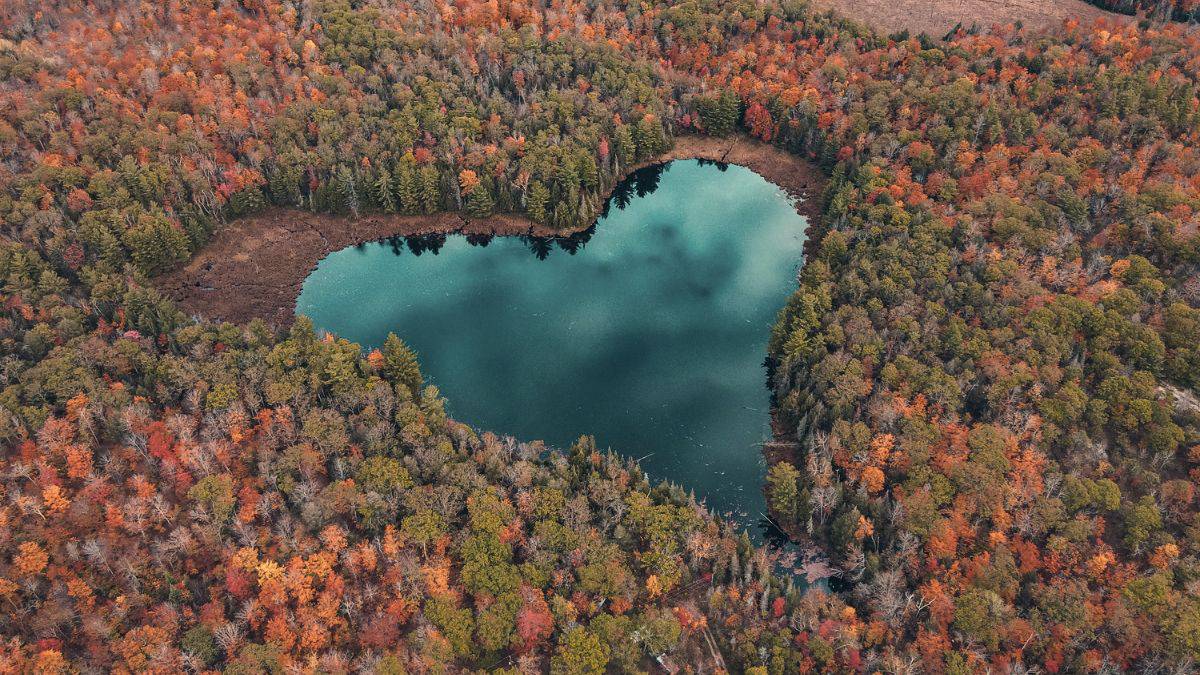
[156,134,828,327]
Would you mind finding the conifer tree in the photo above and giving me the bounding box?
[334,165,360,217]
[465,184,494,218]
[394,156,420,214]
[382,333,423,397]
[418,166,441,214]
[526,180,550,223]
[373,169,397,212]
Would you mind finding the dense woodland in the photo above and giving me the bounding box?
[1082,0,1198,23]
[2,0,1200,672]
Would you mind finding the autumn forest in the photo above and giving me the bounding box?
[3,0,1200,673]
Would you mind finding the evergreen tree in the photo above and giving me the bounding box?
[418,166,441,214]
[334,165,360,217]
[382,332,423,396]
[614,124,636,167]
[373,168,397,212]
[575,150,599,189]
[226,188,265,217]
[526,180,550,223]
[465,184,494,218]
[766,462,803,524]
[696,89,740,136]
[634,116,666,159]
[121,212,191,276]
[394,156,420,214]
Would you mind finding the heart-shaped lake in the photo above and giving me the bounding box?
[296,159,810,539]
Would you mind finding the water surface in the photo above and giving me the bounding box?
[297,160,808,539]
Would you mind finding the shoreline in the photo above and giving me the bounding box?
[156,135,827,326]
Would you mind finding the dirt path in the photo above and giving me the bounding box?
[810,0,1131,36]
[156,135,826,326]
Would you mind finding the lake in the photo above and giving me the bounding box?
[297,159,809,540]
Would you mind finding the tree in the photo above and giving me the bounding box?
[696,89,740,136]
[334,165,360,216]
[394,156,421,214]
[526,180,550,223]
[382,333,423,397]
[373,169,397,212]
[189,474,236,524]
[766,463,803,523]
[465,183,494,218]
[551,627,609,675]
[515,588,554,653]
[419,166,442,214]
[357,456,413,494]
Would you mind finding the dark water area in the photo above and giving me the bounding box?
[297,160,809,543]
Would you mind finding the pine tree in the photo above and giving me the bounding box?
[334,165,360,217]
[575,150,599,190]
[695,89,740,136]
[373,169,397,212]
[465,184,494,218]
[227,188,265,217]
[526,180,550,224]
[394,157,420,214]
[418,166,441,214]
[266,164,302,206]
[613,124,636,167]
[634,116,666,159]
[382,333,423,397]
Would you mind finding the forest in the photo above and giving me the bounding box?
[2,0,1200,672]
[1082,0,1198,23]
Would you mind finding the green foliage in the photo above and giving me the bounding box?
[953,589,1008,650]
[181,626,217,667]
[766,462,804,524]
[424,596,475,658]
[188,474,235,524]
[695,89,741,136]
[357,456,413,494]
[382,333,424,397]
[551,627,610,675]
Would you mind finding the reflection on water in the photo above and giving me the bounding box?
[297,160,809,544]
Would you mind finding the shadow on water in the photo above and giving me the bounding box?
[696,158,730,172]
[466,232,493,247]
[601,163,669,220]
[405,233,447,256]
[521,224,597,261]
[556,225,595,255]
[632,162,667,198]
[525,236,554,260]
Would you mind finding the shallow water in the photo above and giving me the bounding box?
[297,160,809,541]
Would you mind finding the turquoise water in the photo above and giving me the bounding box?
[297,160,809,539]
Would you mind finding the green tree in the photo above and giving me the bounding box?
[952,589,1008,650]
[551,626,610,675]
[419,166,441,214]
[402,510,446,557]
[188,474,235,524]
[373,169,397,212]
[382,333,423,396]
[424,596,475,658]
[766,462,804,524]
[394,156,420,214]
[357,456,413,494]
[465,183,494,218]
[526,180,550,223]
